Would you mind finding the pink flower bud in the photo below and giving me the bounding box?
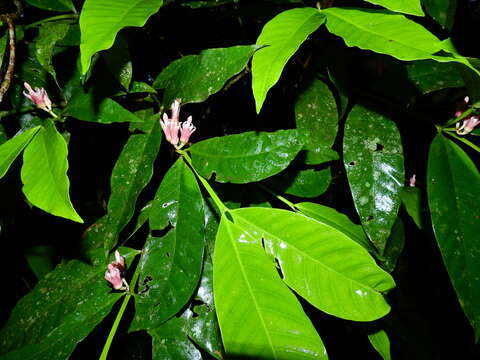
[105,250,129,291]
[409,174,416,187]
[456,115,480,135]
[180,115,196,144]
[23,82,52,113]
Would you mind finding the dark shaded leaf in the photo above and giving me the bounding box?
[421,0,458,30]
[406,60,463,94]
[25,0,74,12]
[381,217,405,272]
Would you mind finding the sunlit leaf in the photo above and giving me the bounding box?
[363,0,424,16]
[80,0,163,74]
[154,45,258,107]
[368,329,391,360]
[21,121,82,223]
[214,214,328,359]
[343,105,404,253]
[427,134,480,340]
[0,127,40,179]
[252,7,325,113]
[231,208,395,321]
[189,129,305,183]
[0,248,137,360]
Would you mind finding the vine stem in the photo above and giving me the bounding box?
[177,150,229,216]
[99,252,142,360]
[25,14,78,29]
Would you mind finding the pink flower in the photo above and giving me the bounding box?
[23,82,53,113]
[456,115,480,135]
[180,115,196,144]
[160,98,196,149]
[409,174,416,187]
[105,250,129,291]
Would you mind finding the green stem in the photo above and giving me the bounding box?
[443,130,480,153]
[178,150,229,215]
[0,106,35,118]
[257,184,297,211]
[25,14,78,29]
[99,253,142,360]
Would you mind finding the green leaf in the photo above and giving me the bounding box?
[363,0,424,16]
[154,45,258,107]
[295,202,376,253]
[0,247,136,359]
[322,8,444,61]
[401,186,428,230]
[21,121,82,223]
[427,134,480,339]
[79,0,163,75]
[231,208,395,321]
[25,245,55,280]
[268,168,331,198]
[295,78,339,165]
[103,33,132,90]
[102,115,161,253]
[214,214,328,359]
[35,21,71,80]
[0,124,7,145]
[132,159,205,329]
[149,317,202,360]
[406,60,463,94]
[189,129,305,183]
[368,329,391,360]
[25,0,74,12]
[0,127,40,179]
[421,0,457,30]
[381,217,405,272]
[252,7,325,113]
[343,105,404,253]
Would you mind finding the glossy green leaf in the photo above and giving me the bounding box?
[422,0,457,30]
[427,134,480,339]
[21,121,82,223]
[103,33,132,90]
[363,0,424,16]
[0,247,136,359]
[25,0,74,12]
[401,186,428,230]
[79,0,163,75]
[368,329,391,360]
[132,159,205,329]
[343,105,404,253]
[295,78,339,165]
[154,45,258,107]
[232,208,395,321]
[295,202,376,253]
[102,114,161,253]
[149,317,202,360]
[35,21,71,80]
[189,129,305,183]
[323,7,444,61]
[381,217,405,272]
[252,7,325,113]
[214,214,328,359]
[0,127,40,179]
[406,60,463,94]
[268,168,331,198]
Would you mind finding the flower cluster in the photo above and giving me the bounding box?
[455,96,480,135]
[23,82,55,116]
[160,98,196,149]
[104,250,129,291]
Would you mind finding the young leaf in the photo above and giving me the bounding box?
[427,134,480,340]
[368,329,391,360]
[363,0,424,16]
[35,21,71,81]
[189,129,305,183]
[131,159,205,329]
[295,202,376,253]
[0,126,40,178]
[231,208,395,321]
[322,8,444,61]
[214,214,328,359]
[0,247,136,360]
[102,115,161,253]
[79,0,164,75]
[153,45,258,107]
[21,121,82,223]
[421,0,458,30]
[343,105,404,254]
[295,78,340,165]
[252,7,325,113]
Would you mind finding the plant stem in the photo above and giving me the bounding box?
[25,14,78,29]
[178,150,229,215]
